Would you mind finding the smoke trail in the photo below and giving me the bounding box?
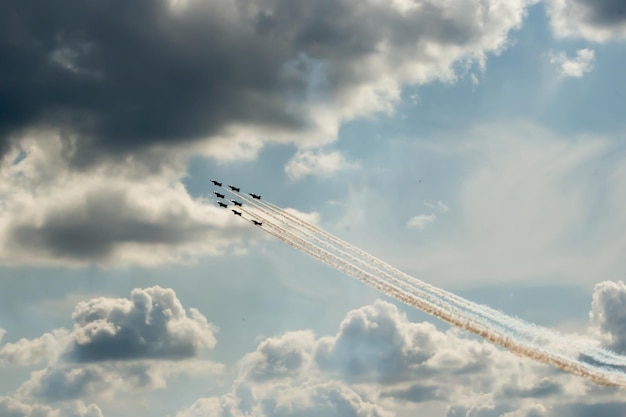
[230,192,626,387]
[254,198,626,369]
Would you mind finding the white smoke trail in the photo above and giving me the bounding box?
[228,192,626,387]
[254,198,626,369]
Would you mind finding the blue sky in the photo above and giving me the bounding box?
[1,0,626,416]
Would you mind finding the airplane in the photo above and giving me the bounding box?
[214,192,225,199]
[231,200,242,207]
[252,220,262,226]
[217,202,228,208]
[228,185,240,192]
[211,180,222,186]
[232,210,242,216]
[249,193,261,200]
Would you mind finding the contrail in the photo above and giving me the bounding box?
[224,192,626,388]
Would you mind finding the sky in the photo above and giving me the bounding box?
[1,0,626,416]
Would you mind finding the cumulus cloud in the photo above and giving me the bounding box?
[1,330,69,366]
[589,280,626,353]
[0,136,250,267]
[0,397,103,417]
[407,213,437,230]
[177,299,622,417]
[0,0,535,162]
[549,49,596,78]
[238,331,315,382]
[285,149,359,180]
[0,328,5,344]
[65,286,217,362]
[6,287,221,401]
[176,381,394,417]
[546,0,626,41]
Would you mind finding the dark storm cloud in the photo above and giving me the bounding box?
[0,0,531,162]
[0,0,304,162]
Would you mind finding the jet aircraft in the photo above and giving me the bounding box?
[249,193,261,200]
[228,185,240,192]
[252,220,262,226]
[217,202,228,208]
[231,200,242,207]
[232,210,242,216]
[214,192,225,199]
[211,180,222,186]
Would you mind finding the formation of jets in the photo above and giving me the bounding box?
[211,180,263,226]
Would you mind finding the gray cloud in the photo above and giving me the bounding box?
[547,0,626,41]
[590,280,626,354]
[8,287,222,402]
[0,0,532,163]
[65,286,217,362]
[572,0,626,26]
[238,331,314,382]
[0,139,250,266]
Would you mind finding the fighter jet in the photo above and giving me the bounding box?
[231,200,242,207]
[228,185,240,192]
[232,210,242,216]
[217,202,228,208]
[211,180,222,187]
[252,220,262,226]
[249,193,261,200]
[214,191,225,199]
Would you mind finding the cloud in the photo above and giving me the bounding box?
[176,381,394,417]
[285,149,359,180]
[589,280,626,353]
[0,328,5,344]
[1,330,69,366]
[0,0,535,162]
[6,287,221,401]
[65,286,218,362]
[407,213,437,230]
[546,0,626,41]
[549,49,596,78]
[238,331,315,382]
[0,136,250,267]
[0,397,103,417]
[19,360,220,401]
[401,123,626,287]
[177,298,625,417]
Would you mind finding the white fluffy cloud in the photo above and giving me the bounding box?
[177,299,621,417]
[0,397,103,417]
[546,0,626,41]
[285,149,359,180]
[549,49,596,78]
[2,287,221,402]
